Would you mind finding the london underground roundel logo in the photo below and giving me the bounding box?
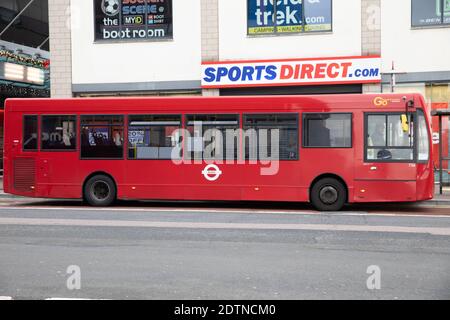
[202,164,222,181]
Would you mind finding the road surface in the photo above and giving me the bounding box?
[0,199,449,300]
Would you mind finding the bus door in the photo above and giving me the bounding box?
[354,112,417,202]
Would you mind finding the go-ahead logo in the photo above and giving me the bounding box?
[202,164,222,182]
[373,97,401,107]
[102,0,120,16]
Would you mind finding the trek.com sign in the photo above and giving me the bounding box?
[201,56,382,88]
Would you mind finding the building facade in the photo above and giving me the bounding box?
[49,0,449,102]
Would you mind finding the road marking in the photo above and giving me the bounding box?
[0,205,342,215]
[0,217,449,236]
[0,296,108,300]
[45,298,109,300]
[0,296,13,300]
[1,205,450,218]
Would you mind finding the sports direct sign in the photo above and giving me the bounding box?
[201,56,381,88]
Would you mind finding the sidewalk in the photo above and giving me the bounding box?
[426,186,450,206]
[0,176,450,206]
[0,176,20,199]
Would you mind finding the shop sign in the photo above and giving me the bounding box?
[94,0,173,41]
[201,56,382,88]
[247,0,332,34]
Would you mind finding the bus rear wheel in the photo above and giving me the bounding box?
[310,178,346,211]
[84,175,116,207]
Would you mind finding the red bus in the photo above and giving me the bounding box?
[3,94,434,211]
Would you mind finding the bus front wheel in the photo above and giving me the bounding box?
[310,178,346,211]
[84,175,116,207]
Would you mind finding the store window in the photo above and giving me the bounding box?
[244,113,298,160]
[81,115,124,159]
[186,114,239,161]
[41,115,76,151]
[412,0,450,27]
[303,113,352,148]
[23,115,38,151]
[128,115,182,160]
[94,0,173,41]
[247,0,332,35]
[366,113,414,162]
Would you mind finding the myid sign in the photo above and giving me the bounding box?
[201,56,382,88]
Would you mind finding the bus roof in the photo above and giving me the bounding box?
[4,93,426,113]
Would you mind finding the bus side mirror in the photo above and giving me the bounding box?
[406,100,414,109]
[402,97,414,133]
[401,114,409,133]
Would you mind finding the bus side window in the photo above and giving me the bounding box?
[417,110,430,162]
[128,114,182,160]
[244,113,299,160]
[186,114,239,161]
[80,115,124,159]
[41,115,77,151]
[23,115,38,151]
[303,113,352,148]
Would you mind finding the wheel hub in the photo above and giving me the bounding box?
[91,181,110,201]
[319,186,338,205]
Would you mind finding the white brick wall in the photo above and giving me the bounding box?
[201,0,219,62]
[361,0,382,93]
[48,0,72,98]
[201,0,219,96]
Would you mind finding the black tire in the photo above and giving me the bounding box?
[84,175,116,207]
[310,178,347,211]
